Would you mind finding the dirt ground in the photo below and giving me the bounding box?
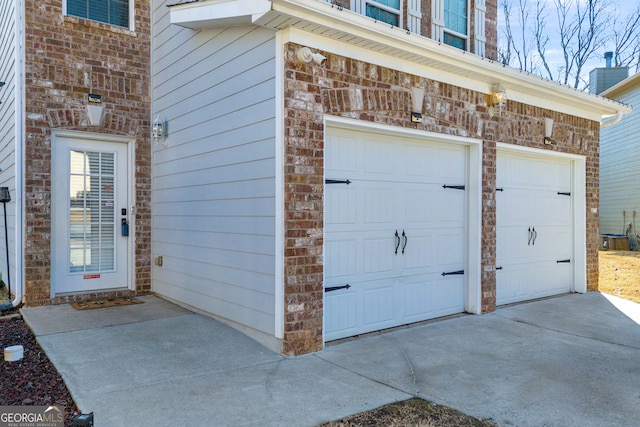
[598,250,640,304]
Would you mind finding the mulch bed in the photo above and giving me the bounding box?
[0,315,78,425]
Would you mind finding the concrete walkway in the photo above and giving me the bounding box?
[22,293,640,427]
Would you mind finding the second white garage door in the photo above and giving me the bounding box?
[496,151,574,305]
[324,129,467,341]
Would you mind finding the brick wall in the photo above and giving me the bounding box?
[283,42,599,354]
[23,0,151,306]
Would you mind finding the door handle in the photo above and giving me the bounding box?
[528,227,532,245]
[532,227,537,245]
[401,230,407,254]
[394,230,400,255]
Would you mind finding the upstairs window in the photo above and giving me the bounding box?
[355,0,402,28]
[444,0,468,50]
[433,0,472,52]
[66,0,130,28]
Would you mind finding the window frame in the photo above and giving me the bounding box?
[443,0,469,50]
[63,0,134,31]
[354,0,403,29]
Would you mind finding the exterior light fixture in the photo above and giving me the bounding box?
[544,117,555,145]
[152,115,167,147]
[410,86,425,123]
[86,93,105,127]
[488,85,507,117]
[296,47,327,66]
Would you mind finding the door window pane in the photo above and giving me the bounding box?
[68,150,116,274]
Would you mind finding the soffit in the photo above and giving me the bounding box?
[169,0,630,121]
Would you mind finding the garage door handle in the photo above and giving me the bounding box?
[401,230,407,254]
[395,230,400,255]
[528,227,537,245]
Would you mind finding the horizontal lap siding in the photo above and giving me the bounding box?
[0,0,17,293]
[152,3,277,334]
[600,88,640,235]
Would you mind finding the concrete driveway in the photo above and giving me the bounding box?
[22,293,640,426]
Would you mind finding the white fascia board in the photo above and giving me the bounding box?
[169,0,271,28]
[265,0,629,121]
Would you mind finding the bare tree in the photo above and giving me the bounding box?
[499,0,639,90]
[611,6,640,72]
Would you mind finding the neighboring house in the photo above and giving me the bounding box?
[152,0,628,355]
[599,72,640,248]
[0,1,151,307]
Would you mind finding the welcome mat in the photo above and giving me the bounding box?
[71,297,143,310]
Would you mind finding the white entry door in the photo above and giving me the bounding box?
[324,129,467,341]
[52,135,130,294]
[496,151,573,305]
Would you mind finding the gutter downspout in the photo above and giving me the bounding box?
[601,111,624,128]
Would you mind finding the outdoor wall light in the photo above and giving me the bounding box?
[296,47,327,66]
[152,115,168,147]
[544,117,555,145]
[85,104,105,126]
[488,85,507,117]
[410,86,425,123]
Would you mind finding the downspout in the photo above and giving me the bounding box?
[1,1,25,312]
[600,111,624,128]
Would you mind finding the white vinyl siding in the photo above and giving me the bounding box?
[600,86,640,236]
[0,0,17,294]
[152,2,277,334]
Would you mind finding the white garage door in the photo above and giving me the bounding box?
[324,129,467,341]
[496,151,573,305]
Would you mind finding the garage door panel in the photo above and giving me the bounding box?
[498,156,570,192]
[364,237,396,274]
[402,233,436,271]
[436,230,466,267]
[405,144,465,182]
[362,282,398,329]
[365,140,396,176]
[326,188,357,225]
[325,135,360,173]
[325,291,358,339]
[364,187,396,223]
[325,239,358,279]
[497,152,573,306]
[325,130,467,340]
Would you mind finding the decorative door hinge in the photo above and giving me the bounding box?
[441,270,464,276]
[442,185,465,190]
[325,284,351,292]
[325,179,351,185]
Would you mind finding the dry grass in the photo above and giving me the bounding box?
[598,250,640,304]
